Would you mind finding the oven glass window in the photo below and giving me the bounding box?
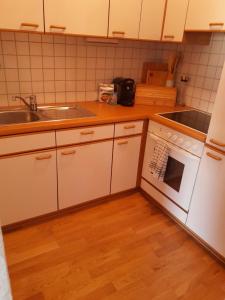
[163,157,185,192]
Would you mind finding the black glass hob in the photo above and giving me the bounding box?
[159,110,211,134]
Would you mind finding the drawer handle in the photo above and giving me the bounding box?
[210,138,225,147]
[118,141,128,145]
[206,152,222,161]
[50,25,66,31]
[124,125,136,129]
[112,31,125,37]
[80,130,95,135]
[21,22,39,29]
[35,154,52,160]
[61,150,76,156]
[164,35,175,39]
[209,22,224,27]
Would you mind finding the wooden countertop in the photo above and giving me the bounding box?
[0,102,206,142]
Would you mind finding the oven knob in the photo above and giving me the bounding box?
[184,141,192,148]
[171,135,178,142]
[167,132,172,139]
[177,137,184,145]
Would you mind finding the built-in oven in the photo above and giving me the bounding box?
[142,132,201,212]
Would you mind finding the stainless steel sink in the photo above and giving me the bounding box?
[0,105,96,125]
[0,111,40,125]
[38,105,96,120]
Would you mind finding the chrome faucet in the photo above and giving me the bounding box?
[14,95,38,112]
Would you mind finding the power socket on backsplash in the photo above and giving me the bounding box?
[180,75,189,83]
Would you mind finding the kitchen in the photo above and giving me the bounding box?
[0,0,225,299]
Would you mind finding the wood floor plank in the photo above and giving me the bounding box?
[3,192,225,300]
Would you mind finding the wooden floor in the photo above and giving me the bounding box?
[3,192,225,300]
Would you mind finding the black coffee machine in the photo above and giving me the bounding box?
[113,77,136,106]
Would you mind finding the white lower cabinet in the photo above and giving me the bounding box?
[186,148,225,257]
[0,150,58,226]
[111,136,142,194]
[57,140,113,209]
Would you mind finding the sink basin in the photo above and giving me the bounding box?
[38,105,96,120]
[0,111,40,125]
[0,105,95,126]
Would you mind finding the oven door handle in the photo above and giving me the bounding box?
[148,133,199,160]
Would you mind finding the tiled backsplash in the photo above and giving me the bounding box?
[0,31,225,113]
[0,31,156,107]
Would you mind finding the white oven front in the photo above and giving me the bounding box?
[142,133,200,212]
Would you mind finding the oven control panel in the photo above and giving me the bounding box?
[149,121,204,157]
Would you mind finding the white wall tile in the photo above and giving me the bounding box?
[2,41,16,55]
[20,81,32,93]
[30,56,43,68]
[30,42,42,55]
[4,55,17,68]
[31,69,43,81]
[43,56,54,68]
[16,42,29,55]
[19,69,31,81]
[32,81,44,93]
[44,81,55,93]
[17,56,30,68]
[5,69,19,82]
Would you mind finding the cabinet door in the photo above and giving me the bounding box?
[111,136,141,194]
[57,141,113,209]
[162,0,189,42]
[108,0,142,39]
[0,150,57,226]
[187,148,225,257]
[44,0,109,36]
[0,0,44,32]
[186,0,225,31]
[207,62,225,151]
[139,0,165,41]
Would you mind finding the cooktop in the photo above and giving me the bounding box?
[159,110,211,134]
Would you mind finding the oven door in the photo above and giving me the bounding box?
[142,133,200,211]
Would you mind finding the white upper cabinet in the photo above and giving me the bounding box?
[139,0,165,41]
[0,0,44,32]
[44,0,109,36]
[186,0,225,31]
[108,0,142,39]
[162,0,189,42]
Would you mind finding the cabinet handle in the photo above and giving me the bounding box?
[35,154,52,160]
[21,23,39,29]
[112,31,125,37]
[206,152,222,161]
[210,138,225,147]
[80,130,95,135]
[50,25,66,31]
[124,125,136,129]
[61,150,76,156]
[164,35,175,39]
[209,22,224,27]
[118,140,128,145]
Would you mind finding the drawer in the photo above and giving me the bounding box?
[114,120,144,137]
[56,124,114,146]
[0,132,56,156]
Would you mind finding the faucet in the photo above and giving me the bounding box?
[14,95,38,112]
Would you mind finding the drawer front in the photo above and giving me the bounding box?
[56,124,114,146]
[115,121,143,137]
[0,132,56,156]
